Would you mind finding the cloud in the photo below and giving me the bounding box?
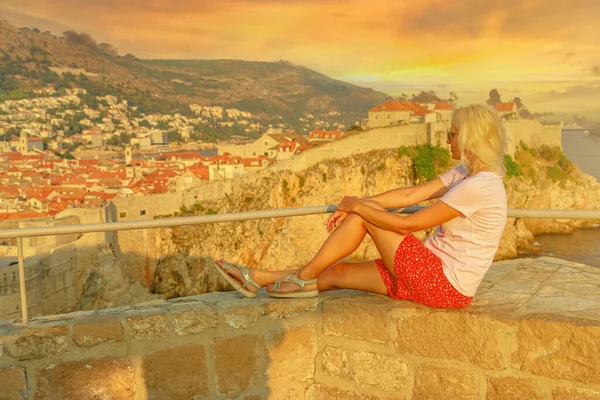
[397,0,600,41]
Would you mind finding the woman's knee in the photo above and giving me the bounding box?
[322,262,351,283]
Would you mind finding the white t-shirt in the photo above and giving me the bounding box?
[423,165,507,296]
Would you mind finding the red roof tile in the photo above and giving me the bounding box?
[369,101,426,113]
[495,102,516,112]
[432,102,455,111]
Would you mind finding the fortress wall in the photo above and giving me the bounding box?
[505,119,563,157]
[0,235,112,320]
[273,123,431,173]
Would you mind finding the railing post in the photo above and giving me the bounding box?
[16,237,28,325]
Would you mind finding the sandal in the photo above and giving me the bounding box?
[215,259,261,299]
[268,273,319,298]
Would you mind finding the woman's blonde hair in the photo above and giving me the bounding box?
[452,104,507,176]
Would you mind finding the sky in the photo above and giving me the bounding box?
[1,0,599,119]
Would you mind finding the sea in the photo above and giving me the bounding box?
[517,130,600,268]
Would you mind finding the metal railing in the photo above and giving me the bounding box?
[2,205,599,325]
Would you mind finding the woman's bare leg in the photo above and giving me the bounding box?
[317,260,388,295]
[268,200,406,293]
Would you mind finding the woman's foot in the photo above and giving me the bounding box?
[267,271,319,298]
[216,259,264,298]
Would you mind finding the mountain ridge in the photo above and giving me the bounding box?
[0,20,390,122]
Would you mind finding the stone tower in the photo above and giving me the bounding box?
[18,131,28,154]
[125,145,132,165]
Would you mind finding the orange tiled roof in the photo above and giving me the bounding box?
[412,109,435,117]
[495,102,516,112]
[369,101,425,113]
[0,211,47,221]
[432,102,455,111]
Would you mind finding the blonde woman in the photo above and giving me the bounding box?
[216,104,508,308]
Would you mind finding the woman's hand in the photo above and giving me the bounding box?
[337,196,361,213]
[326,210,348,233]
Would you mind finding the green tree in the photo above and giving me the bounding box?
[168,131,182,143]
[1,127,20,141]
[486,89,501,107]
[119,132,130,144]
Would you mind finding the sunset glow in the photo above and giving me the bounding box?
[1,0,599,116]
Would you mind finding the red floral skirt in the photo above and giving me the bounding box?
[375,234,472,308]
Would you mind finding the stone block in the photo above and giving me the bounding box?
[352,351,409,392]
[171,306,218,335]
[323,299,390,343]
[142,345,208,400]
[553,387,600,400]
[306,384,380,400]
[0,366,27,400]
[7,325,71,361]
[36,357,135,400]
[218,300,267,329]
[126,312,166,340]
[98,306,132,314]
[413,364,478,400]
[134,299,168,308]
[515,319,600,384]
[266,298,319,319]
[72,316,124,347]
[321,345,350,379]
[212,335,261,394]
[486,376,543,400]
[394,311,517,370]
[265,387,300,400]
[266,325,317,384]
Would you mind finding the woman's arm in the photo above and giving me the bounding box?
[339,196,461,235]
[366,178,450,208]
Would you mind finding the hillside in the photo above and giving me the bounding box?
[0,20,389,122]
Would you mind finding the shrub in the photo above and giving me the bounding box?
[322,173,327,182]
[413,144,451,181]
[514,149,538,180]
[377,162,386,171]
[539,145,562,162]
[558,154,575,174]
[519,141,536,156]
[547,165,569,182]
[397,146,411,158]
[538,146,575,176]
[298,176,306,189]
[503,155,521,178]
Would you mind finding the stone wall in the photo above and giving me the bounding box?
[0,215,81,258]
[1,257,599,399]
[0,237,114,320]
[504,119,563,157]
